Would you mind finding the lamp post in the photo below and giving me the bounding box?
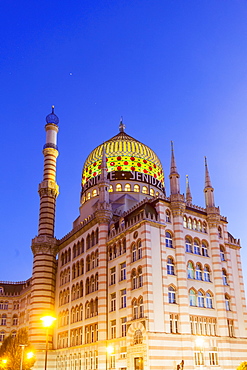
[40,316,56,370]
[19,344,27,370]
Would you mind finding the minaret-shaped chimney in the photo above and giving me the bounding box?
[30,107,59,354]
[204,157,215,208]
[186,175,192,204]
[169,141,180,195]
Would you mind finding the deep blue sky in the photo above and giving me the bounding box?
[1,1,247,292]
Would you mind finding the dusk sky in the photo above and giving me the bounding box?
[1,1,247,292]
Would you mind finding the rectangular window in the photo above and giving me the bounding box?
[228,319,234,337]
[120,289,127,308]
[110,293,116,311]
[110,267,116,285]
[110,355,116,369]
[120,262,126,281]
[121,317,127,337]
[209,352,218,366]
[194,352,204,366]
[111,320,116,339]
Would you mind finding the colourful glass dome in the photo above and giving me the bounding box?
[82,128,164,192]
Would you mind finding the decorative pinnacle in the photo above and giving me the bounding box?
[204,156,212,188]
[170,141,178,174]
[46,105,59,125]
[119,117,125,133]
[186,174,192,203]
[52,105,55,113]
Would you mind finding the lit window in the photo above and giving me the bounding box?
[209,352,218,366]
[187,262,194,279]
[124,183,131,192]
[168,286,176,304]
[150,188,154,196]
[116,183,122,192]
[204,265,210,282]
[134,184,140,192]
[109,185,113,192]
[197,291,205,307]
[167,257,175,275]
[202,222,207,233]
[202,242,209,257]
[188,218,192,229]
[185,238,193,253]
[195,264,202,280]
[166,231,173,248]
[183,216,187,228]
[87,192,91,200]
[206,292,213,308]
[198,220,202,232]
[166,210,171,222]
[193,219,197,230]
[92,189,97,197]
[194,240,200,255]
[142,186,148,194]
[189,289,196,306]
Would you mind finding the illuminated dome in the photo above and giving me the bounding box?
[81,124,165,194]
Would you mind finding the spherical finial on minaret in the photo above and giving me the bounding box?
[46,105,59,125]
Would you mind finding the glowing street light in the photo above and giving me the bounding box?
[195,337,205,369]
[41,316,56,370]
[1,359,7,368]
[106,345,114,370]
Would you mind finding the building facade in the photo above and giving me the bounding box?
[1,108,247,370]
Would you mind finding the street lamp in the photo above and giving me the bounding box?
[19,344,27,370]
[40,316,56,370]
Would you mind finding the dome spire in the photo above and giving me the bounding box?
[46,105,59,125]
[186,174,192,204]
[119,116,125,132]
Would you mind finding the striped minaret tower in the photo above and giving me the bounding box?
[30,107,59,365]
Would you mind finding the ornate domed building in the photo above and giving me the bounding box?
[1,108,247,370]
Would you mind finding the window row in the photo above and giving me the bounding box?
[183,216,207,233]
[190,316,217,336]
[108,238,126,261]
[85,251,99,273]
[0,302,8,310]
[56,352,98,370]
[189,289,214,308]
[0,314,7,326]
[0,330,17,342]
[58,299,98,327]
[194,351,219,366]
[59,275,98,306]
[185,238,209,256]
[187,262,211,282]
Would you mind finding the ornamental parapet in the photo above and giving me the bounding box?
[38,180,59,198]
[31,235,58,256]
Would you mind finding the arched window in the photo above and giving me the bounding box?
[86,278,90,295]
[202,242,209,257]
[166,210,171,223]
[142,186,148,194]
[132,270,137,290]
[137,240,142,259]
[194,240,200,255]
[134,184,140,192]
[95,273,98,291]
[218,226,222,238]
[202,222,207,233]
[198,220,202,232]
[124,183,131,192]
[85,302,90,319]
[185,238,193,253]
[116,183,122,192]
[165,231,173,248]
[139,297,144,318]
[132,243,137,262]
[195,263,203,280]
[204,265,211,282]
[109,185,113,192]
[167,257,175,275]
[189,289,196,306]
[168,286,176,304]
[222,269,228,285]
[150,188,155,196]
[197,291,205,307]
[183,216,187,228]
[132,299,138,319]
[86,235,90,250]
[225,294,230,311]
[193,219,197,230]
[206,292,213,308]
[133,329,143,345]
[87,192,91,200]
[220,246,225,261]
[188,218,192,229]
[86,256,91,272]
[187,262,194,279]
[138,267,143,287]
[92,189,97,197]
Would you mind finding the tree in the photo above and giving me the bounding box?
[0,328,35,370]
[237,362,247,370]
